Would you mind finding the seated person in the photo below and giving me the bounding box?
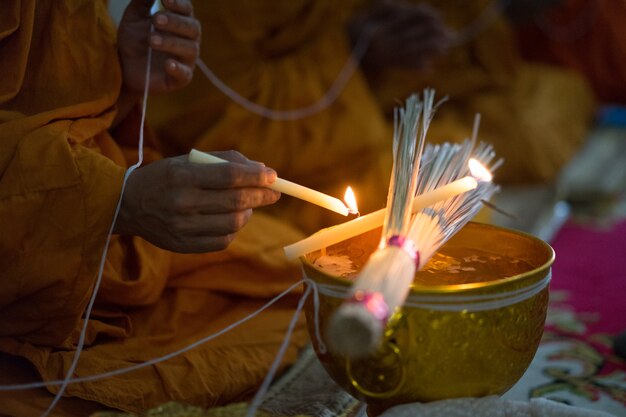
[149,0,595,239]
[147,0,450,234]
[364,0,596,184]
[0,0,308,415]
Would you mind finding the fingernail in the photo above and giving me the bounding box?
[151,34,163,46]
[167,60,177,71]
[264,168,277,183]
[155,14,167,25]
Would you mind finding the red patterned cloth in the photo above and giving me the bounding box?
[503,220,626,415]
[550,220,626,334]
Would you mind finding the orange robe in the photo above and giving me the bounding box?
[0,1,308,415]
[368,0,597,184]
[515,0,626,104]
[148,0,393,235]
[149,0,596,231]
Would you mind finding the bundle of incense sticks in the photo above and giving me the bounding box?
[327,110,500,359]
[327,90,435,358]
[406,140,500,268]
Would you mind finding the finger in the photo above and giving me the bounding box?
[212,151,249,164]
[161,0,194,16]
[150,33,199,63]
[153,13,201,40]
[202,210,253,236]
[188,162,278,189]
[164,59,194,88]
[184,188,281,214]
[174,210,254,237]
[126,0,159,16]
[209,150,263,165]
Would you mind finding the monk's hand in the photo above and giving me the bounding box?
[118,0,201,94]
[349,0,452,73]
[113,152,281,253]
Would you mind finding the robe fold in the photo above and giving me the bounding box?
[0,1,308,415]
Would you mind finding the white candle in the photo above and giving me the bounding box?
[188,149,349,216]
[283,176,478,259]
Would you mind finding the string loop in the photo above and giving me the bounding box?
[312,272,551,313]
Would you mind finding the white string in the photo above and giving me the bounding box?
[0,280,306,392]
[354,403,368,417]
[306,276,328,354]
[37,27,153,417]
[404,273,551,312]
[311,271,551,313]
[3,1,519,411]
[245,284,312,417]
[196,0,508,121]
[195,32,370,121]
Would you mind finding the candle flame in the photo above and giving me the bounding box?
[344,186,359,215]
[468,159,492,182]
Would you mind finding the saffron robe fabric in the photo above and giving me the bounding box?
[366,0,596,185]
[149,0,596,236]
[0,1,308,415]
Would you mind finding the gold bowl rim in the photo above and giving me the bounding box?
[301,222,555,296]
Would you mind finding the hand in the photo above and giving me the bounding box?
[349,0,452,72]
[114,152,281,253]
[117,0,201,94]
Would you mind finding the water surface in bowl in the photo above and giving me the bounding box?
[312,230,535,286]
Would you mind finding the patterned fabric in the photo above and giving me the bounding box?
[502,291,626,417]
[502,220,626,416]
[382,396,614,417]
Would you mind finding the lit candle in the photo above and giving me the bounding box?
[468,158,493,181]
[284,176,478,259]
[344,186,359,215]
[188,149,349,216]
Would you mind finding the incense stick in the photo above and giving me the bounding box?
[406,140,500,271]
[327,91,435,358]
[327,108,500,359]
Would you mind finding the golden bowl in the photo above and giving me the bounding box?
[301,222,554,412]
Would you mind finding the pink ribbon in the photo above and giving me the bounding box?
[387,235,420,267]
[349,291,390,323]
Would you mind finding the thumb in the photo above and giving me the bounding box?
[124,0,161,17]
